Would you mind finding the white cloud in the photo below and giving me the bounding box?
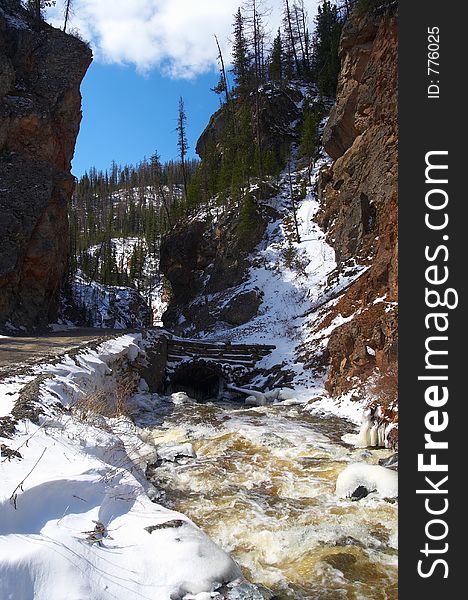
[47,0,320,79]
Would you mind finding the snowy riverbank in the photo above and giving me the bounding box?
[0,335,251,600]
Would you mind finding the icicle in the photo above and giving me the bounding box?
[369,423,379,447]
[356,412,372,447]
[377,423,386,447]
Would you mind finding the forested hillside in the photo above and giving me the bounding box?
[66,0,346,329]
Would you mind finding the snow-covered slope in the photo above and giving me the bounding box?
[73,236,167,328]
[69,272,152,329]
[0,335,256,600]
[86,237,168,326]
[172,150,367,397]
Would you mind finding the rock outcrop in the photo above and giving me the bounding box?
[196,83,305,162]
[161,82,313,337]
[160,207,267,335]
[316,3,398,395]
[0,1,92,332]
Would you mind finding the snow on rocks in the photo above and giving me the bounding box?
[71,271,151,329]
[0,334,249,600]
[169,391,193,404]
[37,334,144,409]
[306,390,367,425]
[229,385,300,408]
[379,452,398,470]
[276,388,296,401]
[335,463,398,500]
[157,442,197,463]
[0,376,35,418]
[245,395,267,407]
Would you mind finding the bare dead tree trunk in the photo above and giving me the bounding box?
[285,0,300,75]
[300,1,311,73]
[63,0,72,32]
[294,5,306,68]
[252,1,263,183]
[214,34,230,107]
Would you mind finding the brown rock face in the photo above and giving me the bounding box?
[317,5,398,395]
[0,2,92,332]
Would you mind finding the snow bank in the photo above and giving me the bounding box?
[0,335,247,600]
[38,334,143,409]
[306,391,366,425]
[0,424,241,599]
[335,463,398,499]
[0,376,35,418]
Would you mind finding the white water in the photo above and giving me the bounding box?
[139,398,398,599]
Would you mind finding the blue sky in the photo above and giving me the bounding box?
[74,62,220,176]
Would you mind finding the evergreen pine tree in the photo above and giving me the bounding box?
[311,0,343,97]
[231,8,252,95]
[176,97,189,199]
[27,1,56,20]
[269,30,284,82]
[299,106,320,159]
[238,191,261,234]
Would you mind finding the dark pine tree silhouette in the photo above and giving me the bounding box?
[176,97,189,199]
[311,0,343,97]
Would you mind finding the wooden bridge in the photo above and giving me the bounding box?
[167,338,275,372]
[164,337,277,401]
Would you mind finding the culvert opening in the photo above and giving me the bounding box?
[168,362,225,402]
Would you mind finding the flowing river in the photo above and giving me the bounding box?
[140,398,398,599]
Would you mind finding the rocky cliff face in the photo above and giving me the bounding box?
[161,83,315,337]
[316,4,398,395]
[196,83,304,161]
[0,1,91,332]
[160,205,268,335]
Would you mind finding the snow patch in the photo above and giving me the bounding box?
[306,391,366,425]
[335,463,398,499]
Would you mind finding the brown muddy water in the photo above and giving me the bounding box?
[141,399,398,599]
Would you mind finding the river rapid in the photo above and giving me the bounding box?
[140,397,398,599]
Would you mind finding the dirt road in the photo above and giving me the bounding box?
[0,329,137,380]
